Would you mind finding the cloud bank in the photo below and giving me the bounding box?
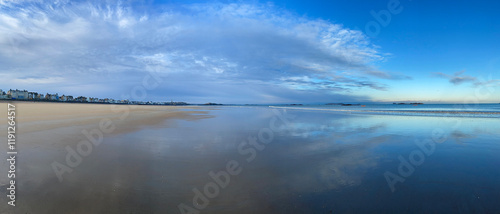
[0,0,405,103]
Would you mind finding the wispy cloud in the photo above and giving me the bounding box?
[433,70,477,85]
[473,78,500,87]
[12,76,65,84]
[0,0,404,103]
[363,69,412,80]
[279,75,387,92]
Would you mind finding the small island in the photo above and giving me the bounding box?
[326,103,361,106]
[393,103,424,105]
[203,102,223,105]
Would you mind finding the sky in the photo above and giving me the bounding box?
[0,0,499,104]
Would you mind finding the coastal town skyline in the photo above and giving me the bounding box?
[2,88,498,105]
[0,88,188,105]
[1,0,499,103]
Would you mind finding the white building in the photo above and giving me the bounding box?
[8,89,29,99]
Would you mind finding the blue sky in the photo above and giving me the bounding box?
[1,0,499,103]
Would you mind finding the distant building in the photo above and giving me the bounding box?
[47,93,59,101]
[75,96,87,102]
[0,89,7,99]
[59,95,74,101]
[0,88,187,105]
[87,97,99,102]
[8,89,29,99]
[28,92,36,99]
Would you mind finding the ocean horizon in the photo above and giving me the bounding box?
[219,103,500,118]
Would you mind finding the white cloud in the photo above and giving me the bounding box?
[0,0,404,103]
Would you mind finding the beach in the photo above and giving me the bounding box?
[1,103,500,213]
[0,102,213,213]
[0,102,212,133]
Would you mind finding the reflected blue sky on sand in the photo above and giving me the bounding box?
[102,106,500,213]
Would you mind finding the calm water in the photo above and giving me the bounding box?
[269,103,500,118]
[110,105,500,213]
[10,105,500,213]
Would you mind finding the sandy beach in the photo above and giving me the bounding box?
[0,102,214,213]
[0,102,212,134]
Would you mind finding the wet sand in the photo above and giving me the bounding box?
[0,102,212,134]
[0,102,213,213]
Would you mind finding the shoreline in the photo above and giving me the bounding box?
[0,102,214,135]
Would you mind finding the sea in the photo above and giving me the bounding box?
[137,103,500,213]
[266,103,500,118]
